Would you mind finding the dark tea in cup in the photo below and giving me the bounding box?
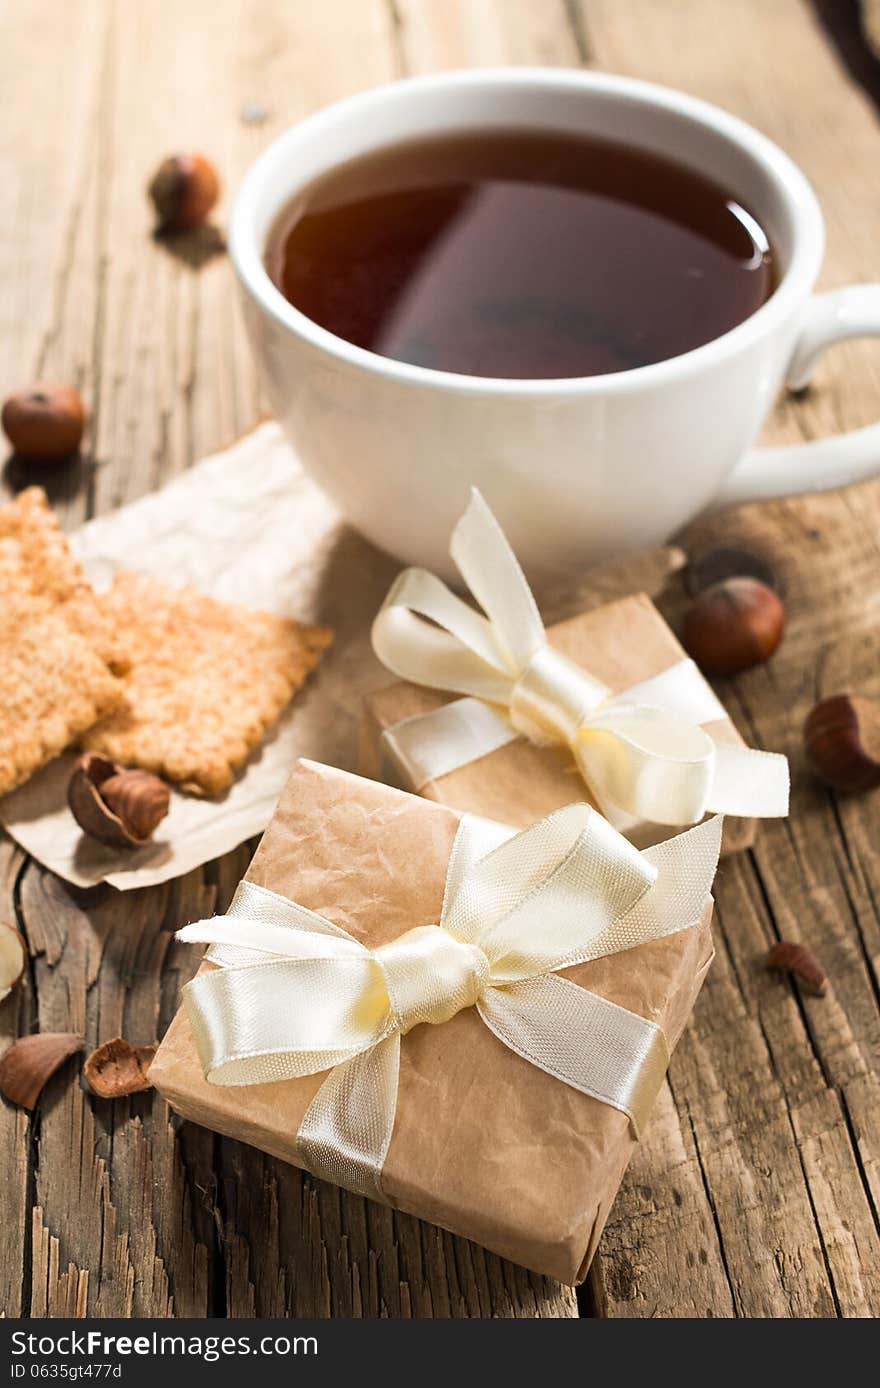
[266,128,775,380]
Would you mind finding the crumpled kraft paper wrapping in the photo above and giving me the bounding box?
[360,593,754,857]
[0,423,685,891]
[150,758,715,1285]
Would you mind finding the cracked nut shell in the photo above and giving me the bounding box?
[804,694,880,794]
[0,1032,83,1109]
[68,754,170,847]
[765,941,827,996]
[82,1037,157,1098]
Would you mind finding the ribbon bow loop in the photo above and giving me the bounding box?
[449,488,545,668]
[372,489,790,827]
[441,804,656,982]
[178,808,722,1201]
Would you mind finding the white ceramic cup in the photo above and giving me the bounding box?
[230,68,880,577]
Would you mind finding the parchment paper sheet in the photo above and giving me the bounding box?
[150,758,714,1285]
[361,594,755,857]
[0,423,400,889]
[0,423,686,891]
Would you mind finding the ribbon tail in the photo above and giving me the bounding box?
[176,919,367,969]
[574,704,716,827]
[177,879,366,968]
[297,1033,401,1202]
[181,949,392,1087]
[705,743,790,817]
[379,697,518,792]
[616,659,727,725]
[582,814,721,964]
[478,977,668,1138]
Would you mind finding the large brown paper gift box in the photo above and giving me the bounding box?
[361,591,753,857]
[151,759,714,1285]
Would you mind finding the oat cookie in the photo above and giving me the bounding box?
[0,581,124,796]
[0,491,126,795]
[0,488,128,674]
[83,571,333,795]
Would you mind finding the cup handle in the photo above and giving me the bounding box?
[709,285,880,511]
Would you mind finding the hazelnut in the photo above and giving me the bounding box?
[1,384,85,462]
[0,1032,83,1110]
[148,153,220,232]
[682,576,785,676]
[68,754,170,848]
[803,694,880,794]
[82,1037,157,1099]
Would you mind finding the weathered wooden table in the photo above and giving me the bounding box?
[2,0,880,1319]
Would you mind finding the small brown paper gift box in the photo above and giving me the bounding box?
[361,592,753,857]
[150,758,714,1285]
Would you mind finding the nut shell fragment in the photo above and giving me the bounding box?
[82,1037,157,1098]
[765,941,827,996]
[68,753,170,847]
[0,1032,83,1109]
[803,694,880,794]
[0,922,27,1003]
[100,771,170,841]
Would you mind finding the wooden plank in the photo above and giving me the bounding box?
[0,0,110,1317]
[579,0,880,1317]
[5,0,880,1319]
[0,844,28,1319]
[90,0,400,512]
[0,0,113,538]
[23,864,218,1318]
[391,0,583,69]
[585,1080,736,1317]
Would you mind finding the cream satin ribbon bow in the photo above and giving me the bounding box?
[178,805,721,1202]
[371,490,788,828]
